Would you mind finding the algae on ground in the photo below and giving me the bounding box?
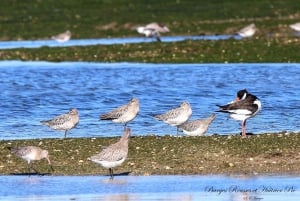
[1,38,300,63]
[1,133,300,176]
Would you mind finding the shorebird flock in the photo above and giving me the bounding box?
[49,21,300,44]
[144,21,300,39]
[8,89,261,179]
[135,21,300,41]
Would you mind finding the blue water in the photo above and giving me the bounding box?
[0,61,299,139]
[0,175,299,201]
[0,35,236,50]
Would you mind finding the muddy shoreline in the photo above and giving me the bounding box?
[1,132,299,176]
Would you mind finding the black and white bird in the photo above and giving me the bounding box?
[217,89,261,138]
[136,22,170,42]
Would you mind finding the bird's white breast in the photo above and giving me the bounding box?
[93,157,126,169]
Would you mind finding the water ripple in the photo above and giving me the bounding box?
[0,61,299,139]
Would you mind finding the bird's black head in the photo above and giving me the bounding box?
[237,89,248,100]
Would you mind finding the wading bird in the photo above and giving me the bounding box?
[217,89,261,138]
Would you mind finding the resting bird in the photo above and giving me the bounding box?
[40,108,79,138]
[7,146,54,174]
[136,22,170,42]
[100,98,139,127]
[289,22,300,32]
[217,89,261,138]
[289,22,300,36]
[237,23,256,38]
[51,30,71,43]
[178,113,216,136]
[154,101,192,134]
[89,127,131,180]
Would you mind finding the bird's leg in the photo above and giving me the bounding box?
[45,157,54,174]
[241,120,247,138]
[29,163,40,175]
[64,130,68,138]
[109,168,114,180]
[27,163,31,174]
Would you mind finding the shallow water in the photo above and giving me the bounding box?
[0,35,236,49]
[0,61,299,139]
[0,175,299,201]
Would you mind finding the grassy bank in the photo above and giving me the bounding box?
[1,132,300,176]
[0,0,300,62]
[1,0,300,40]
[1,38,300,63]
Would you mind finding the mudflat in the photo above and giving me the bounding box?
[2,132,299,176]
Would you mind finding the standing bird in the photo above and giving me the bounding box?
[51,30,71,43]
[89,127,131,180]
[178,113,216,136]
[136,22,170,42]
[217,89,261,138]
[237,23,257,38]
[40,108,79,138]
[7,146,54,174]
[100,98,139,127]
[154,101,192,134]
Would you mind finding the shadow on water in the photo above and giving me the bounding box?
[112,171,131,177]
[10,172,52,176]
[100,171,131,178]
